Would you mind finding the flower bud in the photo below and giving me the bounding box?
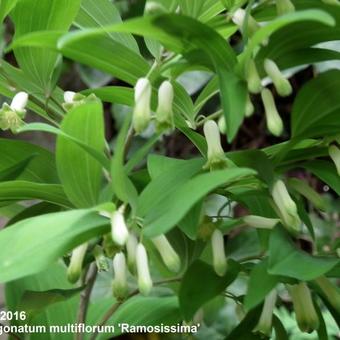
[156,80,174,132]
[218,116,226,134]
[67,243,88,283]
[247,60,262,94]
[261,88,283,137]
[246,94,255,117]
[314,276,340,313]
[276,0,295,15]
[211,229,227,277]
[112,252,128,300]
[132,78,152,134]
[64,91,76,104]
[62,91,86,110]
[136,243,153,296]
[126,233,138,270]
[243,215,280,229]
[203,120,227,170]
[288,178,327,211]
[254,289,277,336]
[264,59,292,97]
[329,145,340,176]
[93,245,109,272]
[232,8,260,37]
[111,208,129,246]
[152,235,181,273]
[145,1,167,15]
[287,283,319,333]
[272,179,301,235]
[10,92,28,112]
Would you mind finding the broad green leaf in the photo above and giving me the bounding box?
[0,155,35,181]
[82,86,133,106]
[11,0,82,94]
[244,258,280,310]
[0,209,108,283]
[0,0,18,22]
[268,226,339,281]
[75,0,139,52]
[0,138,58,183]
[0,181,71,207]
[179,259,240,320]
[179,0,205,18]
[56,100,105,208]
[144,168,256,237]
[5,263,79,340]
[292,70,340,139]
[302,160,340,196]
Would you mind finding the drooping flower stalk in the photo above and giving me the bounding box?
[151,234,181,273]
[111,207,129,246]
[132,78,152,134]
[112,252,128,300]
[136,243,153,295]
[329,145,340,176]
[67,243,88,283]
[156,80,174,132]
[264,59,292,97]
[261,88,284,137]
[211,229,227,277]
[243,215,280,229]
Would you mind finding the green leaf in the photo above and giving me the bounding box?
[82,86,134,106]
[11,0,82,93]
[0,0,18,22]
[56,100,105,208]
[244,258,280,311]
[0,209,108,283]
[292,70,340,139]
[273,315,289,340]
[0,155,36,181]
[268,226,339,281]
[144,168,256,237]
[179,259,240,320]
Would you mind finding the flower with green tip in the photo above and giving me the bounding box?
[246,94,255,117]
[218,115,226,135]
[243,215,280,229]
[247,60,262,94]
[62,90,86,110]
[264,59,292,97]
[112,252,128,300]
[254,289,277,336]
[93,245,109,272]
[329,145,340,176]
[156,80,174,132]
[126,233,138,270]
[152,235,181,273]
[132,78,152,134]
[314,276,340,313]
[211,229,227,277]
[232,8,260,37]
[136,243,153,296]
[276,0,295,15]
[203,120,228,170]
[272,179,301,235]
[287,282,319,333]
[111,207,129,246]
[261,88,284,137]
[67,243,88,283]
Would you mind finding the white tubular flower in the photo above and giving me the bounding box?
[10,92,28,112]
[247,60,262,94]
[254,289,277,336]
[67,243,88,283]
[232,8,260,36]
[287,283,319,333]
[243,215,280,229]
[64,91,76,104]
[314,276,340,313]
[126,233,138,270]
[132,78,152,134]
[203,120,227,170]
[261,88,284,137]
[156,80,174,131]
[264,59,292,97]
[276,0,295,15]
[246,94,255,117]
[136,243,153,296]
[329,145,340,176]
[111,207,129,246]
[152,235,181,273]
[112,252,128,300]
[272,179,301,235]
[211,229,227,277]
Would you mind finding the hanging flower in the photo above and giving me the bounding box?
[247,60,262,94]
[314,276,340,313]
[156,80,174,132]
[151,234,181,273]
[232,8,260,37]
[112,252,128,300]
[243,215,280,229]
[276,0,295,15]
[111,207,129,246]
[93,245,109,272]
[67,243,88,283]
[246,94,255,117]
[272,179,301,235]
[126,233,138,270]
[261,88,284,137]
[211,229,227,277]
[287,282,319,333]
[136,243,153,296]
[264,59,292,97]
[329,145,340,176]
[132,78,152,134]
